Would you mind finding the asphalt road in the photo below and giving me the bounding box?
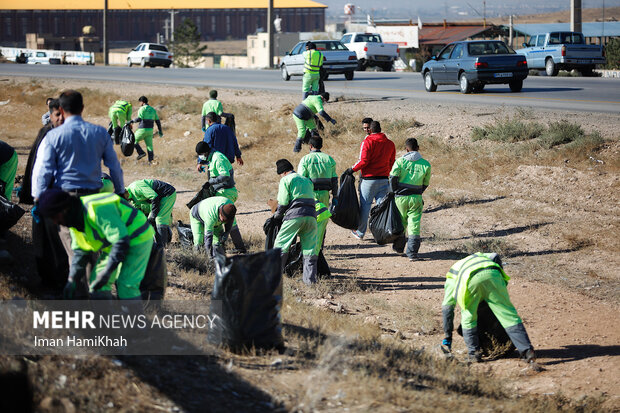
[1,63,619,114]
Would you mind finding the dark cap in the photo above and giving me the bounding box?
[276,159,294,175]
[38,188,72,217]
[196,141,211,154]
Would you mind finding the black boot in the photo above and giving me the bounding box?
[147,150,155,163]
[392,235,406,254]
[406,236,421,261]
[135,144,146,160]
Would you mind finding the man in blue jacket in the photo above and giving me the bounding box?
[203,112,244,166]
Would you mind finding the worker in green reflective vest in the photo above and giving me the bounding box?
[297,136,338,255]
[291,93,336,153]
[441,252,536,363]
[302,42,324,99]
[272,159,318,285]
[128,96,163,164]
[190,196,237,258]
[108,100,132,144]
[37,188,155,300]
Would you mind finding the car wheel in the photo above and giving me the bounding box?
[579,66,594,76]
[357,59,367,71]
[382,62,393,72]
[509,79,523,92]
[545,58,558,76]
[281,65,290,81]
[140,58,146,68]
[424,72,437,92]
[127,58,132,67]
[459,72,472,94]
[345,71,354,80]
[473,83,485,93]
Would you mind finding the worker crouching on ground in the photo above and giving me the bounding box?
[37,189,154,300]
[441,252,536,363]
[190,196,237,258]
[388,138,431,261]
[128,96,163,164]
[297,136,337,256]
[108,99,132,144]
[302,42,324,99]
[292,92,336,153]
[272,159,318,285]
[196,141,247,253]
[123,179,177,247]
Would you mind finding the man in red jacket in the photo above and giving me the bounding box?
[344,121,396,240]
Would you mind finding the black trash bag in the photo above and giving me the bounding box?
[330,172,360,230]
[207,249,284,352]
[140,242,168,300]
[107,122,114,137]
[120,124,135,156]
[0,197,25,233]
[457,300,516,358]
[283,241,330,278]
[186,181,212,210]
[224,113,236,135]
[263,216,280,250]
[176,220,194,248]
[368,195,405,245]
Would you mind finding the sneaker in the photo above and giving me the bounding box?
[408,254,419,262]
[350,230,363,240]
[149,160,158,166]
[466,353,482,363]
[522,348,536,363]
[136,153,146,160]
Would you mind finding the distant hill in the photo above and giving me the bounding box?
[489,6,620,25]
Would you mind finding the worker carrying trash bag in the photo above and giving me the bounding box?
[302,42,324,99]
[196,141,247,253]
[127,96,163,164]
[108,100,132,144]
[441,252,536,364]
[123,179,177,247]
[190,196,237,258]
[272,159,318,285]
[37,189,154,300]
[292,93,335,153]
[297,136,337,256]
[388,138,431,261]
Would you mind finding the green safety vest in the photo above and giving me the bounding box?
[315,202,331,223]
[70,192,154,252]
[304,50,324,74]
[111,100,132,117]
[449,252,510,309]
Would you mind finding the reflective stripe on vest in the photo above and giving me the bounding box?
[304,50,323,73]
[315,202,331,223]
[112,101,130,114]
[452,253,508,309]
[72,193,153,252]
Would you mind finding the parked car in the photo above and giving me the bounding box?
[280,40,358,81]
[421,40,528,94]
[26,51,50,64]
[127,43,173,68]
[339,32,399,71]
[515,31,606,76]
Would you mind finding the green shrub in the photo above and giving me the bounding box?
[604,38,620,70]
[471,118,544,142]
[539,121,585,148]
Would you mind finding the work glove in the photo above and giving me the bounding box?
[344,168,354,176]
[330,119,337,125]
[441,339,452,353]
[90,270,113,292]
[158,131,164,138]
[63,280,77,299]
[31,205,41,224]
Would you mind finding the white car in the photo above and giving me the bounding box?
[26,51,50,64]
[127,43,173,68]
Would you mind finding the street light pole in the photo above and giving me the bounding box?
[103,0,108,65]
[571,0,582,33]
[268,0,274,68]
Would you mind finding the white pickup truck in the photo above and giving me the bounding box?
[340,32,399,71]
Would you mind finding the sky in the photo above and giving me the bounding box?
[322,0,620,20]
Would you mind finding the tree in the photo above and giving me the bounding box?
[171,18,207,68]
[604,38,620,70]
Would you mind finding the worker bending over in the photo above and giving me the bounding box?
[272,159,318,285]
[37,189,154,300]
[108,100,132,144]
[297,136,337,256]
[123,179,177,247]
[389,138,431,260]
[128,96,163,164]
[442,252,536,363]
[292,93,336,153]
[302,42,324,99]
[190,196,237,258]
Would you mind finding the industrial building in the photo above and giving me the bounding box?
[0,0,326,45]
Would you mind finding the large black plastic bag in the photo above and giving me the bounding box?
[120,124,135,156]
[176,220,193,248]
[457,301,515,358]
[368,195,405,245]
[263,216,279,250]
[140,242,168,300]
[330,172,359,230]
[0,197,25,233]
[186,181,212,210]
[207,249,284,351]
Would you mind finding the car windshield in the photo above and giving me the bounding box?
[468,42,514,55]
[355,34,382,43]
[313,41,348,51]
[149,45,168,52]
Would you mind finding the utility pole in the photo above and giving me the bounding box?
[103,0,108,65]
[571,0,582,33]
[267,0,274,68]
[170,10,179,42]
[483,1,486,28]
[509,15,513,47]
